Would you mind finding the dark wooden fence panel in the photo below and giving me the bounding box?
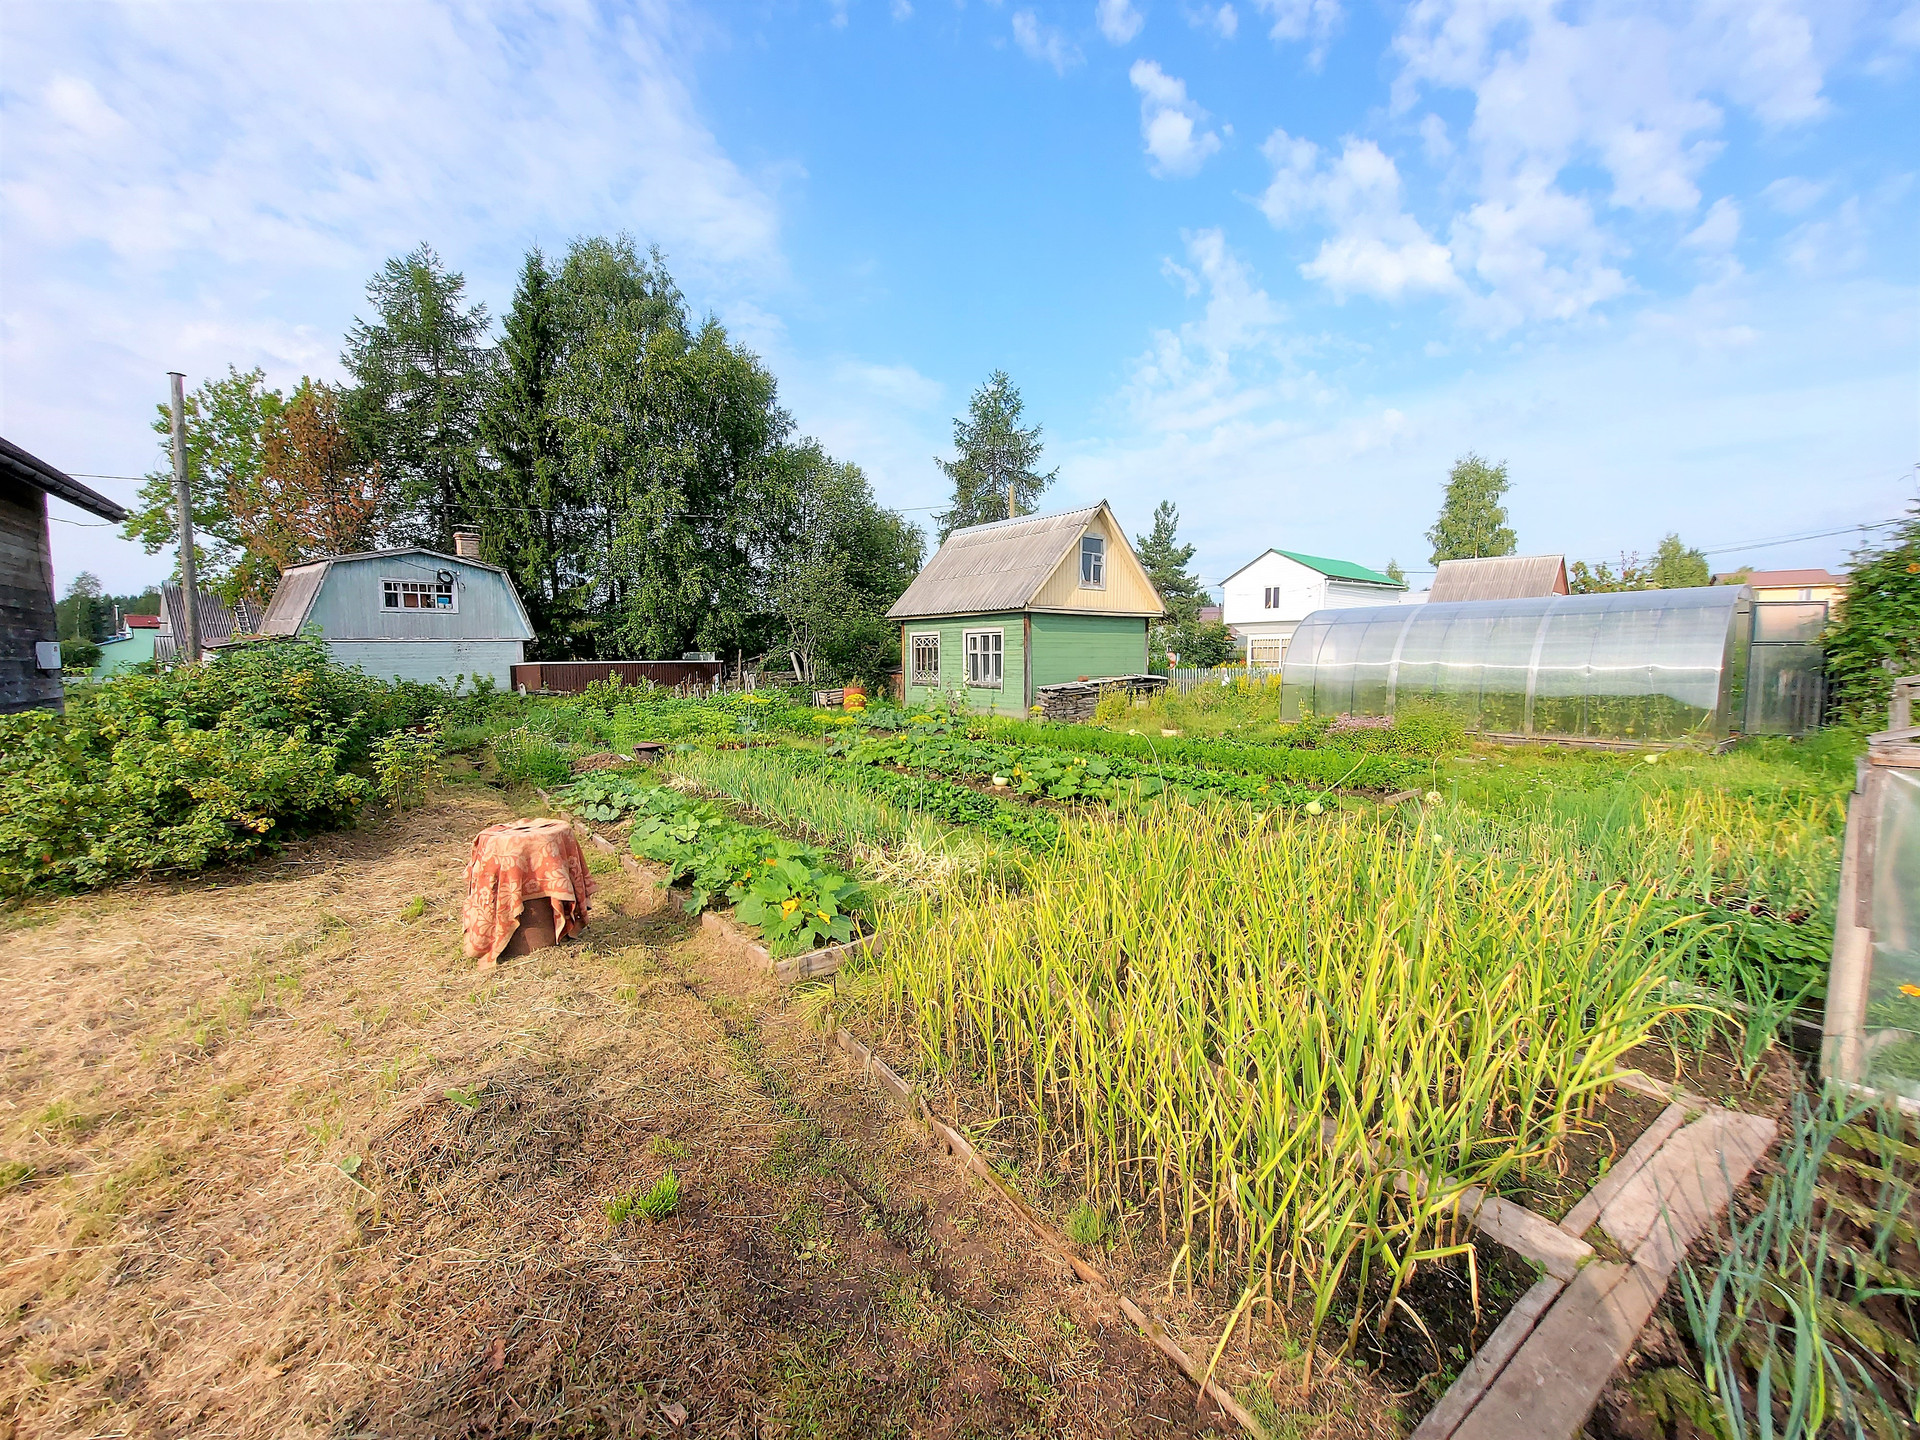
[511,660,724,694]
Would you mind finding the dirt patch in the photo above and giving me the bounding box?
[1494,1086,1671,1222]
[0,790,1230,1438]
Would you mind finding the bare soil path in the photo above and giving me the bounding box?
[0,788,1216,1439]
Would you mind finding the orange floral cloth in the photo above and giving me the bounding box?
[462,819,593,964]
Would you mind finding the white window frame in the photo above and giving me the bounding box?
[383,577,458,613]
[1079,535,1106,589]
[964,628,1004,688]
[909,631,941,687]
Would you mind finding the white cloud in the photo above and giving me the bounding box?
[1012,11,1082,72]
[1260,131,1459,301]
[1784,197,1867,275]
[1189,4,1237,39]
[1129,60,1223,177]
[1124,229,1301,432]
[1418,112,1452,162]
[1685,196,1741,250]
[1096,0,1144,45]
[1763,175,1827,214]
[892,0,914,20]
[1254,0,1341,65]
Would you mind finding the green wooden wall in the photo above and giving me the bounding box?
[898,610,1150,715]
[899,612,1029,716]
[1029,612,1150,690]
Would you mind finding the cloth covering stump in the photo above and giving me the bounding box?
[463,819,593,966]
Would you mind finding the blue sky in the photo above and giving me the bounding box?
[3,0,1916,598]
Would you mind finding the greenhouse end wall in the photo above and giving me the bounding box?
[1278,586,1752,744]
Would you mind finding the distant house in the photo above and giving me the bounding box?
[257,534,534,689]
[1714,567,1847,605]
[154,585,265,664]
[1428,554,1569,604]
[886,503,1164,716]
[1220,549,1407,666]
[91,613,160,678]
[1,435,127,714]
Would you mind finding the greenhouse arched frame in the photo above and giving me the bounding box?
[1277,585,1774,745]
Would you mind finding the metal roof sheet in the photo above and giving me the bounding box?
[886,504,1105,620]
[1272,550,1405,588]
[258,562,329,635]
[0,434,127,521]
[1427,554,1569,603]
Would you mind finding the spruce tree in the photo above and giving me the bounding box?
[1425,453,1518,565]
[934,371,1057,540]
[342,244,490,549]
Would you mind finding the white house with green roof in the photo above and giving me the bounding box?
[1220,549,1408,666]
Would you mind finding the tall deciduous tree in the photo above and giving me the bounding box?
[56,572,107,644]
[1426,453,1517,565]
[122,366,284,602]
[342,243,489,549]
[229,380,384,574]
[1825,503,1920,724]
[934,371,1057,540]
[769,444,923,684]
[1647,533,1710,589]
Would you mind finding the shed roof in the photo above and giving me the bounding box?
[257,547,532,639]
[0,434,127,522]
[887,504,1161,620]
[157,586,264,657]
[1428,554,1569,603]
[1220,548,1406,589]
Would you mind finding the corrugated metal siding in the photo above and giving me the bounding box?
[886,507,1100,619]
[326,640,524,689]
[900,612,1029,716]
[1029,612,1149,689]
[512,661,723,693]
[305,555,533,641]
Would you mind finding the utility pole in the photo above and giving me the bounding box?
[1008,479,1016,520]
[167,372,200,664]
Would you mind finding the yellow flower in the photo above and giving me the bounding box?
[1902,984,1920,998]
[817,910,830,922]
[781,897,799,915]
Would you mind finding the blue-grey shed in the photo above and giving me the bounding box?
[258,545,535,689]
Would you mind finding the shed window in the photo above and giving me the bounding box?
[964,629,1003,687]
[910,632,941,686]
[384,579,456,612]
[1080,536,1105,588]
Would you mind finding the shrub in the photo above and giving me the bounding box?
[0,638,395,898]
[1824,501,1920,725]
[487,726,575,787]
[372,727,444,808]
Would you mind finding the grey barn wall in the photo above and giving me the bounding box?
[303,554,533,641]
[0,475,60,714]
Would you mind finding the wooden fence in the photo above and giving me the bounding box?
[510,660,724,695]
[1168,665,1284,696]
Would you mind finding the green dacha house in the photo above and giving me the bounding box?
[887,503,1165,716]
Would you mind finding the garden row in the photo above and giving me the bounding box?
[559,769,866,957]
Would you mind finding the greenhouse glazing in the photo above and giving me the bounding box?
[1279,586,1756,744]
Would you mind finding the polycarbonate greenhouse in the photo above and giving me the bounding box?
[1279,586,1763,744]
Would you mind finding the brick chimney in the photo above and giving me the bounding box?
[452,529,482,559]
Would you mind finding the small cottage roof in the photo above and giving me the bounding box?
[887,503,1162,620]
[0,434,127,522]
[159,585,263,648]
[1428,554,1568,603]
[1713,567,1846,589]
[1220,548,1405,589]
[258,547,532,638]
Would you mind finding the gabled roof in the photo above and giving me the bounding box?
[1428,554,1568,603]
[1221,548,1406,589]
[886,503,1162,620]
[159,585,263,649]
[0,434,127,522]
[124,614,159,629]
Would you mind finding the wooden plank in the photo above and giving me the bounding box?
[1597,1110,1776,1278]
[1411,1276,1565,1440]
[1450,1262,1667,1440]
[1450,1191,1593,1282]
[1559,1103,1688,1239]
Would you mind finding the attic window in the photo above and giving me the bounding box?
[384,579,456,612]
[1263,587,1280,609]
[1080,535,1106,588]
